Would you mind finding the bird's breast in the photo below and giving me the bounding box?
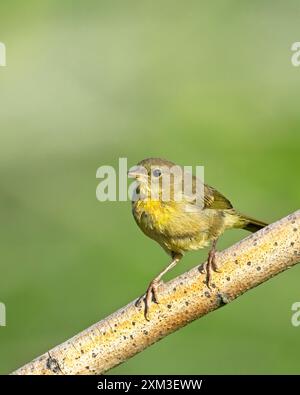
[133,199,174,231]
[132,198,220,253]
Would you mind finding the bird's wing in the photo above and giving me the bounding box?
[179,172,233,210]
[203,184,233,209]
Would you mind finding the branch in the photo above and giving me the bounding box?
[12,211,300,375]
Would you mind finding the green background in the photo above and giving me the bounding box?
[1,1,299,374]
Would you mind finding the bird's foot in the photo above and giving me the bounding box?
[135,279,161,321]
[200,249,221,289]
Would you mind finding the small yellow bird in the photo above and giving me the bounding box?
[128,158,267,319]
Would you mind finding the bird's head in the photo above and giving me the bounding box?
[128,157,175,181]
[128,158,183,201]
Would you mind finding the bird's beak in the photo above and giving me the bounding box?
[127,165,147,179]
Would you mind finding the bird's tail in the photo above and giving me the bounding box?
[238,213,268,233]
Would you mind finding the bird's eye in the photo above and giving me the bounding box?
[152,168,162,178]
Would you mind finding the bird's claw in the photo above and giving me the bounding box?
[135,280,161,320]
[201,250,222,288]
[200,261,207,274]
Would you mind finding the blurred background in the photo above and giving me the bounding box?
[0,0,300,374]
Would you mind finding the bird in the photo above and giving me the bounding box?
[128,157,267,320]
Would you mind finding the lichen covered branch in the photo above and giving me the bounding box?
[12,210,300,375]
